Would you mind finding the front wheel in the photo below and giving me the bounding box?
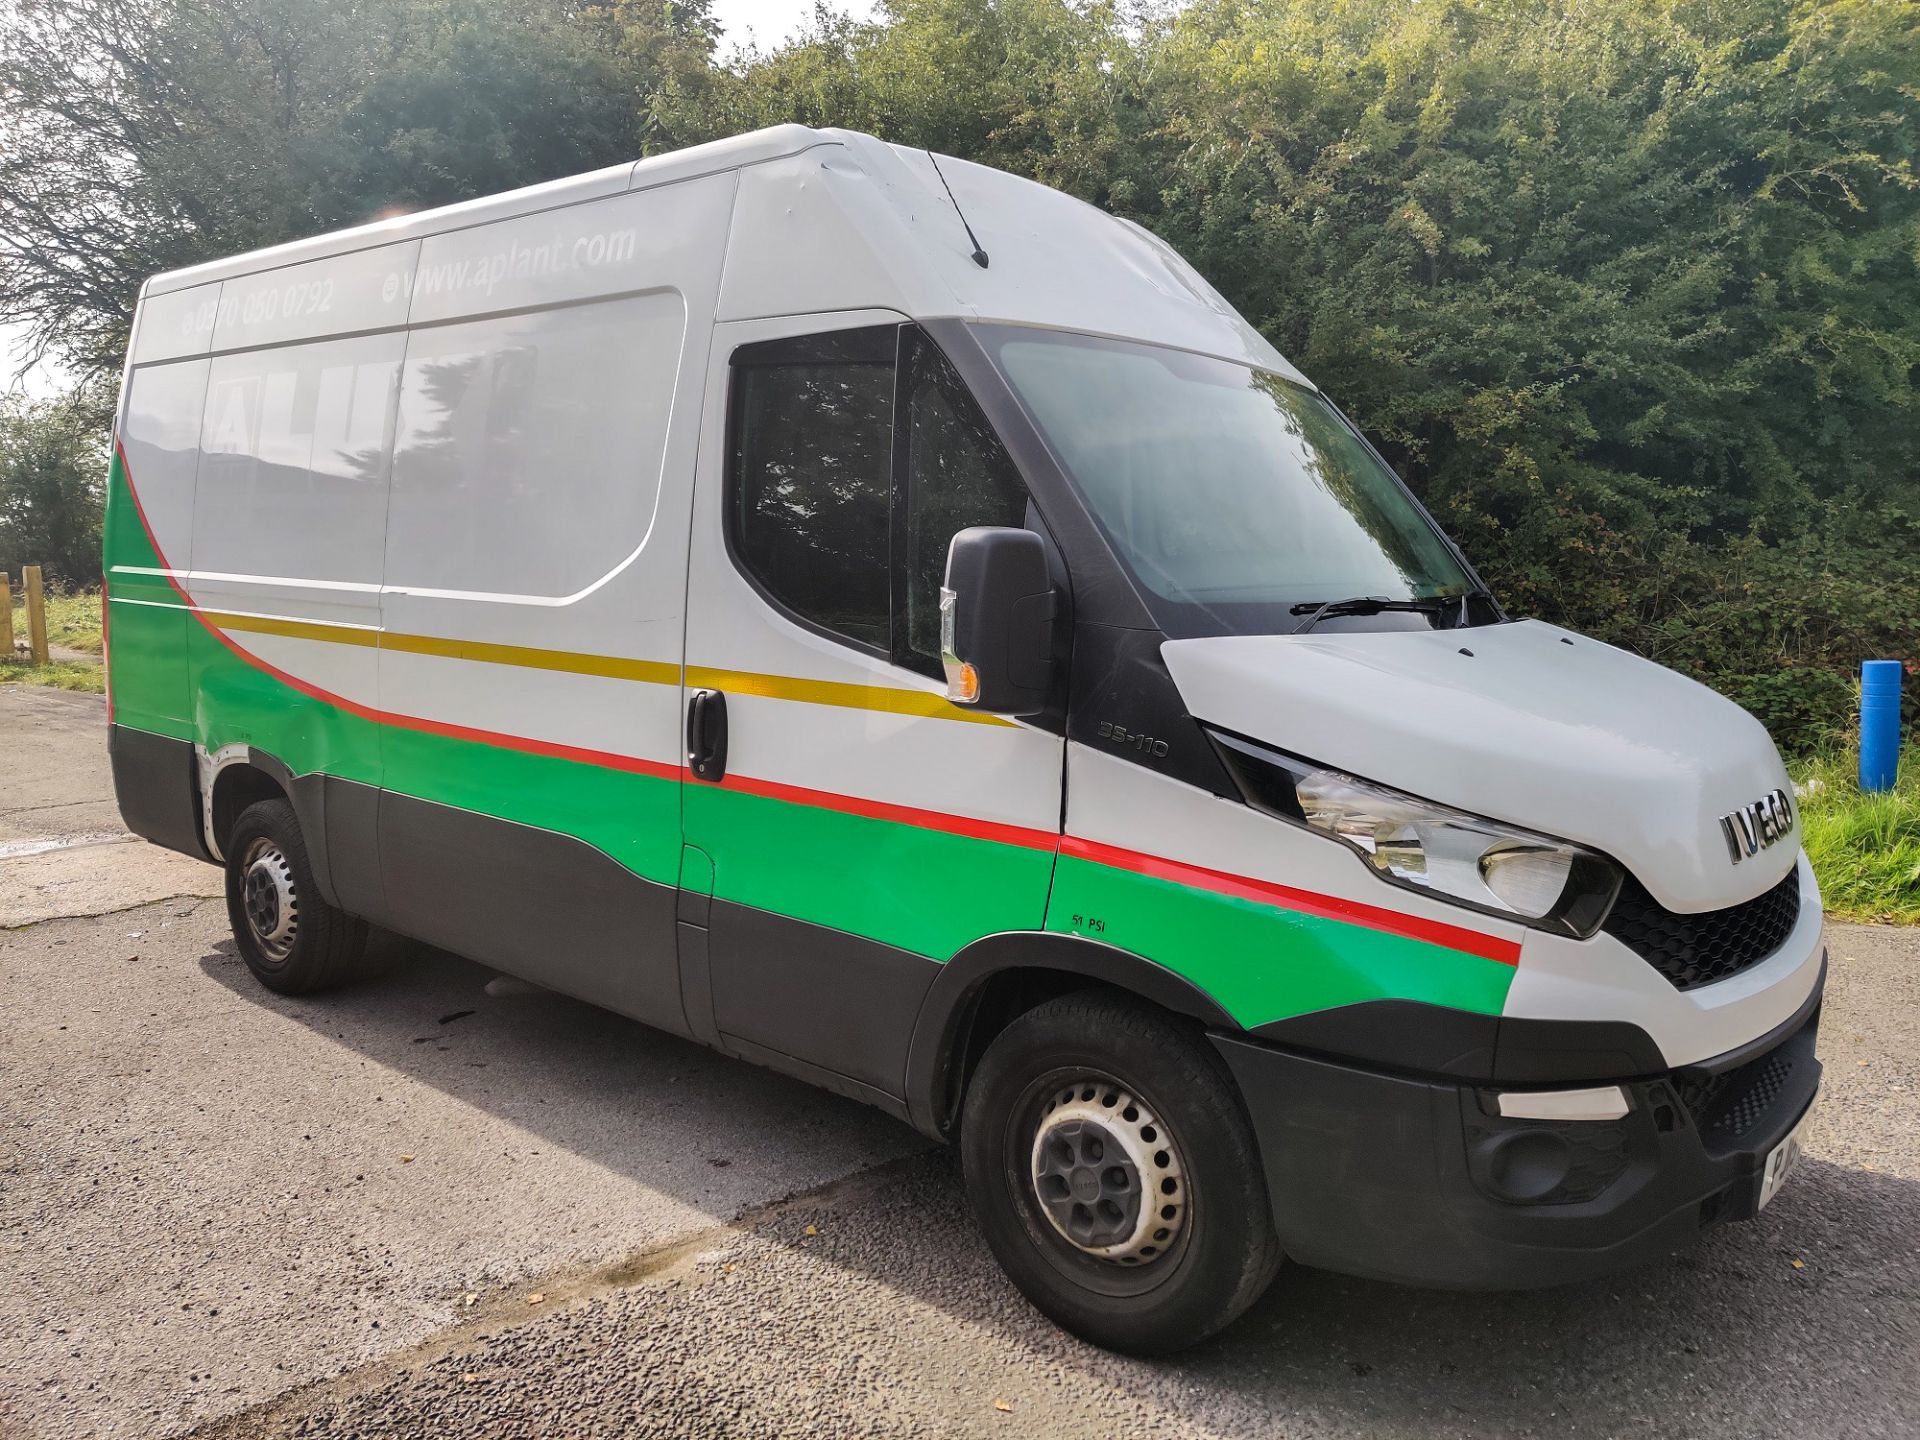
[224,797,369,995]
[960,991,1282,1354]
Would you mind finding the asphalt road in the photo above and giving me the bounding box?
[2,685,1916,1439]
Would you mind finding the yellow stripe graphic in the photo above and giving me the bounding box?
[198,609,379,649]
[684,666,1011,726]
[379,630,680,685]
[193,608,1005,724]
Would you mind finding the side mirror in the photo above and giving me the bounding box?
[940,526,1057,716]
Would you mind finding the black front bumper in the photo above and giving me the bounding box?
[1212,978,1823,1290]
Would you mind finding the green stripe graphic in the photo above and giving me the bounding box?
[105,451,1515,1028]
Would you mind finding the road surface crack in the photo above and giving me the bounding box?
[180,1154,928,1438]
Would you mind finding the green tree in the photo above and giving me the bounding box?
[709,0,1135,196]
[0,392,108,585]
[0,0,717,382]
[0,0,1912,748]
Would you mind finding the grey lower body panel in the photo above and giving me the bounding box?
[368,788,689,1040]
[109,725,210,862]
[706,898,941,1100]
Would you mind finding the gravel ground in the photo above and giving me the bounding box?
[189,929,1920,1440]
[3,686,1917,1440]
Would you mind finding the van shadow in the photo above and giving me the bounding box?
[201,938,1920,1437]
[195,933,933,1231]
[1122,1157,1919,1436]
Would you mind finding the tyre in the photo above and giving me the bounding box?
[224,797,369,995]
[960,990,1282,1354]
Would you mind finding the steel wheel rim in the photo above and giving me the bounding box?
[1010,1067,1192,1294]
[241,836,299,962]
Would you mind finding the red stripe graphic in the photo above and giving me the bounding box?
[113,445,1516,964]
[1060,836,1523,966]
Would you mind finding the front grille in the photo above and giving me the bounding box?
[1602,865,1801,990]
[1675,1048,1801,1142]
[1714,1054,1794,1138]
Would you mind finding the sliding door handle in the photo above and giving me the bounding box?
[687,689,728,782]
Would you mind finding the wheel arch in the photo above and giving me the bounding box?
[903,931,1240,1139]
[203,748,285,857]
[200,747,341,908]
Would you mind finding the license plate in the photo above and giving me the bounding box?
[1758,1088,1819,1212]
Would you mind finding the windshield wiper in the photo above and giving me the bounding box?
[1288,593,1480,635]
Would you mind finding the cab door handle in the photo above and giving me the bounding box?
[687,689,728,782]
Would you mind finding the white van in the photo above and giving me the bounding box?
[105,124,1824,1353]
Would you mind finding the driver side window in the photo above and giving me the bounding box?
[727,325,1030,678]
[729,327,895,652]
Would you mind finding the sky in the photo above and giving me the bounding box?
[0,320,71,401]
[2,0,865,401]
[709,0,873,53]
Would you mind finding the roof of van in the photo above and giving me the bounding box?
[144,124,834,297]
[140,125,1300,382]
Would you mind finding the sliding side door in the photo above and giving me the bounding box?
[369,177,735,1033]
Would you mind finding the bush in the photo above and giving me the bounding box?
[1733,670,1858,758]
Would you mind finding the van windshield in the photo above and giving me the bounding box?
[984,327,1478,638]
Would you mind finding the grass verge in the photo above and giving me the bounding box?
[34,588,104,652]
[0,655,104,692]
[4,587,105,692]
[1794,743,1920,924]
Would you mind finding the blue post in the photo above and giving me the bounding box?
[1860,660,1903,793]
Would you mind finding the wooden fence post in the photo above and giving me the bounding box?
[0,572,12,658]
[23,565,49,666]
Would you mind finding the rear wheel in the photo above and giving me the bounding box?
[224,797,369,994]
[960,991,1282,1354]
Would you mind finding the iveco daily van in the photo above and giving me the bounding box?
[105,125,1824,1353]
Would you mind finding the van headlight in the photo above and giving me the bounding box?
[1210,732,1623,938]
